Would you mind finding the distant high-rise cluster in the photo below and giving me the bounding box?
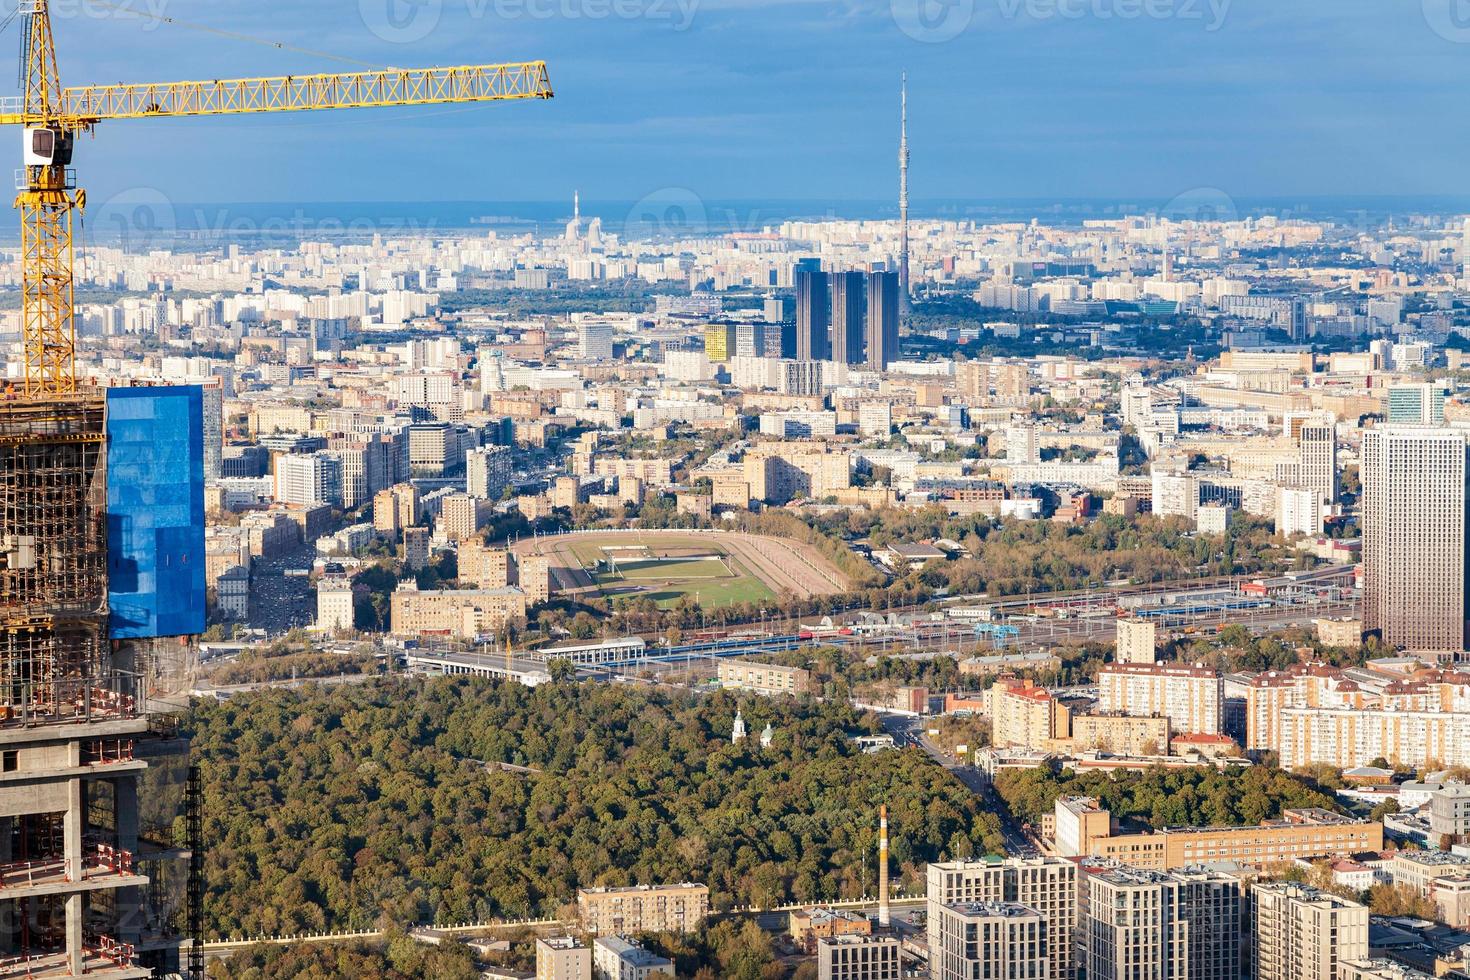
[793,265,901,370]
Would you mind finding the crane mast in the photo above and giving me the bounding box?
[5,0,552,395]
[17,0,81,395]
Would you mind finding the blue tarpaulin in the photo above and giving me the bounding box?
[106,386,207,639]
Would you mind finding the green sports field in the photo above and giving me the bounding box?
[566,537,776,609]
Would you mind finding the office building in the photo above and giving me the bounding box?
[467,445,513,499]
[927,857,1078,980]
[576,883,709,935]
[830,271,866,365]
[796,268,831,361]
[816,934,899,980]
[791,907,872,952]
[275,451,343,507]
[704,322,737,363]
[930,902,1046,980]
[1056,797,1381,869]
[866,271,900,370]
[1361,427,1470,654]
[1430,785,1470,842]
[1251,883,1368,980]
[1083,867,1244,980]
[1388,383,1447,425]
[578,322,614,361]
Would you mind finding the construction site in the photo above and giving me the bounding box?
[0,0,552,975]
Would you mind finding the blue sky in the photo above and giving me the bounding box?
[22,0,1470,204]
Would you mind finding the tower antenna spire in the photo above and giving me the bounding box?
[899,72,911,318]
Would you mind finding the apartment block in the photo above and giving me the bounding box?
[518,552,552,604]
[576,883,709,935]
[591,935,675,980]
[537,936,592,980]
[459,540,512,589]
[986,676,1065,749]
[1098,662,1222,735]
[389,582,529,639]
[929,902,1046,980]
[815,934,900,980]
[1251,883,1368,980]
[1083,867,1244,980]
[718,659,812,696]
[926,857,1078,980]
[1114,618,1158,664]
[316,576,355,633]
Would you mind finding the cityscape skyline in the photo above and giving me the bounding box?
[16,2,1470,203]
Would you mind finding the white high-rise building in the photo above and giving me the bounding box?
[274,451,343,507]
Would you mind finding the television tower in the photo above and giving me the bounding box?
[899,73,911,317]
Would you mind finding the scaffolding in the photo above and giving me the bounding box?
[0,393,118,729]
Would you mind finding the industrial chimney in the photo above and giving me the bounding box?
[878,804,891,928]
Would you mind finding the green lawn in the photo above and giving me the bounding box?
[568,539,775,609]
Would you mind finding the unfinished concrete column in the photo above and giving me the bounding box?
[66,891,83,974]
[63,776,82,884]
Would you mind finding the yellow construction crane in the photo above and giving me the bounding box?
[2,0,552,396]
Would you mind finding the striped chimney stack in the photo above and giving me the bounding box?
[878,804,890,927]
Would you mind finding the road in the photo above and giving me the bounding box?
[881,715,1039,858]
[248,545,315,634]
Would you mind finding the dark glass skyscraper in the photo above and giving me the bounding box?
[795,268,830,362]
[866,271,899,369]
[830,271,866,365]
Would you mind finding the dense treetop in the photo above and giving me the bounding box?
[192,677,990,938]
[994,764,1340,830]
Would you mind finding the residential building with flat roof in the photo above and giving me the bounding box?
[816,934,900,980]
[1251,883,1368,980]
[576,883,709,935]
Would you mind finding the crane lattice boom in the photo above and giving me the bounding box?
[7,0,552,395]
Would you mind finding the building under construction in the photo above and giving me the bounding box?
[0,386,203,978]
